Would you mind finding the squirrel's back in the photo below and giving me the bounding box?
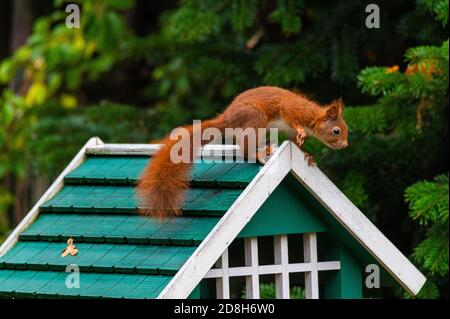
[137,86,348,218]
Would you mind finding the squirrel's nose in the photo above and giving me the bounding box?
[340,140,348,148]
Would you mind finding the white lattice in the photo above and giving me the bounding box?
[204,233,340,299]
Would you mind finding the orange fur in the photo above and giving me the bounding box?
[137,118,224,218]
[137,86,348,218]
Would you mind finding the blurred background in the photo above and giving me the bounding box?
[0,0,448,298]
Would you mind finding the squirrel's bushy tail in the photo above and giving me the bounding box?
[137,117,224,218]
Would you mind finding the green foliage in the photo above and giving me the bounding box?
[0,0,134,240]
[0,0,136,177]
[405,174,449,225]
[341,172,369,210]
[354,4,448,296]
[29,103,155,178]
[343,105,388,134]
[241,283,305,299]
[228,0,259,32]
[0,0,133,106]
[423,0,449,26]
[167,4,221,43]
[269,0,304,35]
[358,40,448,100]
[0,90,32,236]
[358,67,404,96]
[404,174,449,298]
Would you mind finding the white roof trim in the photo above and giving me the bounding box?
[158,141,426,298]
[0,137,104,257]
[86,143,161,155]
[86,143,242,159]
[289,144,426,295]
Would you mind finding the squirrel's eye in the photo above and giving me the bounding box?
[332,127,341,135]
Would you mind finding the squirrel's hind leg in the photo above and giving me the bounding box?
[256,143,277,164]
[228,106,269,164]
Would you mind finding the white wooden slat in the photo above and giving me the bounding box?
[274,235,290,299]
[86,143,161,155]
[206,266,256,278]
[158,141,292,299]
[199,144,244,162]
[205,267,251,278]
[215,248,230,299]
[304,233,319,299]
[86,143,242,158]
[0,137,104,257]
[244,237,260,299]
[317,261,341,271]
[290,143,426,295]
[203,260,340,278]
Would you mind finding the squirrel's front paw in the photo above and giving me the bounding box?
[295,134,305,148]
[295,127,307,147]
[304,152,316,166]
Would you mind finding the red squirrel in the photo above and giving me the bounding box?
[137,86,348,218]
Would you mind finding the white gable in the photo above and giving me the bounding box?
[158,141,426,298]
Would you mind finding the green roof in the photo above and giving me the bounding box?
[0,154,260,298]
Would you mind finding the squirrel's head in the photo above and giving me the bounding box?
[313,99,348,150]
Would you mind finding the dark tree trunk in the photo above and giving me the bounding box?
[10,0,31,51]
[8,0,32,226]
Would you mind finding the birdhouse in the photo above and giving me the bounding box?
[0,138,425,299]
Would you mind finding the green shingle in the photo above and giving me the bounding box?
[0,242,50,266]
[0,269,172,298]
[102,274,147,298]
[19,214,219,245]
[39,272,83,297]
[192,162,237,185]
[183,188,242,215]
[0,270,36,293]
[0,241,195,275]
[0,269,15,284]
[82,273,127,297]
[14,271,59,296]
[190,161,216,179]
[65,155,260,187]
[40,185,241,215]
[127,275,172,299]
[65,156,149,185]
[217,162,261,186]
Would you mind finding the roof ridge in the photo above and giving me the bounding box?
[86,143,244,158]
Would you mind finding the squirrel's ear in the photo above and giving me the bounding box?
[337,98,344,110]
[325,104,339,121]
[333,98,344,112]
[325,98,344,120]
